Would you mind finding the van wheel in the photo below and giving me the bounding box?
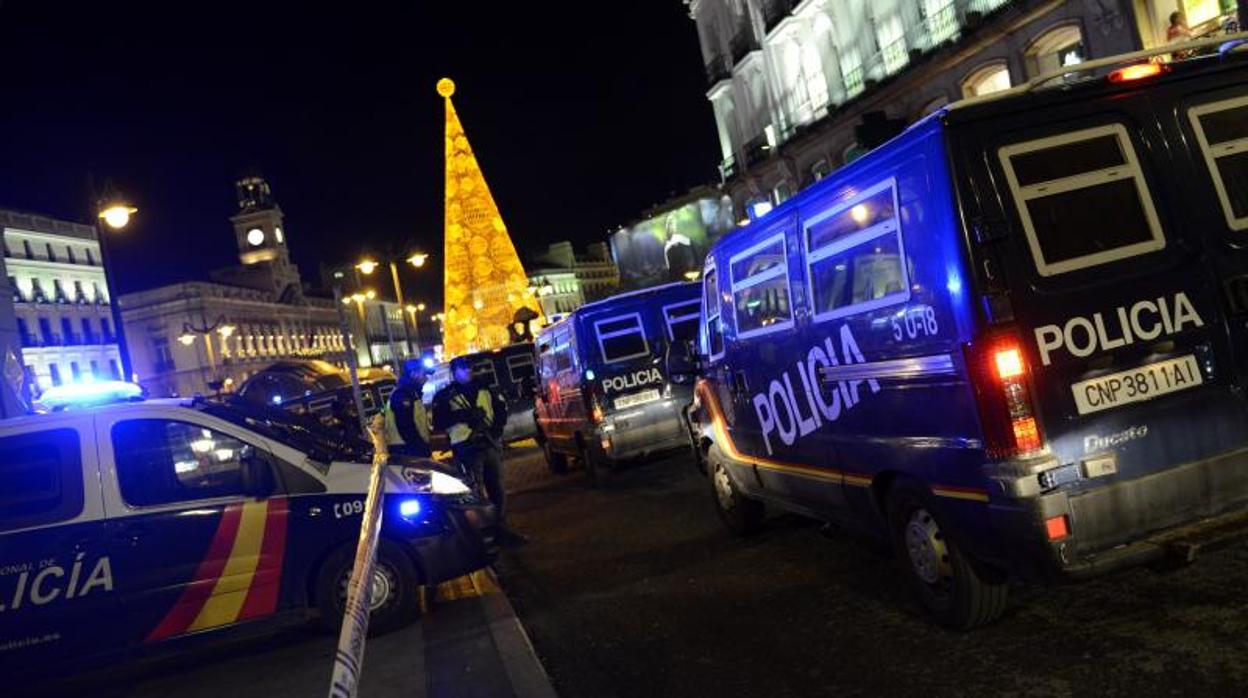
[542,438,569,475]
[578,436,610,489]
[315,539,422,637]
[710,458,763,535]
[886,482,1007,629]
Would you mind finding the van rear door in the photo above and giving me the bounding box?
[953,71,1248,547]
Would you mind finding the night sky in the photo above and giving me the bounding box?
[0,1,720,308]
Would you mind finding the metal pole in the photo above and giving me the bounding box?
[380,303,399,368]
[389,261,414,357]
[333,281,370,436]
[93,222,134,381]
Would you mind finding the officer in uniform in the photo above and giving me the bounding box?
[384,358,434,458]
[433,356,525,544]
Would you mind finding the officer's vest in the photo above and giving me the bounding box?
[383,394,431,446]
[448,388,494,446]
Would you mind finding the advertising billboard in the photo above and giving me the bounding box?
[609,195,735,290]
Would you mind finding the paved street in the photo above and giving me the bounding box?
[496,445,1248,698]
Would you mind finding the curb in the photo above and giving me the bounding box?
[478,569,558,698]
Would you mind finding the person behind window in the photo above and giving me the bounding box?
[383,359,434,458]
[1167,11,1192,43]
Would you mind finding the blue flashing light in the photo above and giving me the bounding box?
[585,369,596,381]
[398,498,422,518]
[271,394,283,405]
[36,380,144,411]
[421,355,436,370]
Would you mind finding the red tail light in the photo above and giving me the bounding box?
[1108,63,1165,83]
[967,334,1045,459]
[590,396,605,424]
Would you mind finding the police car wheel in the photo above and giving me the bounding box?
[710,458,763,535]
[886,483,1007,629]
[316,540,422,636]
[543,439,569,475]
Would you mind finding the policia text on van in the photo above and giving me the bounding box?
[687,38,1248,628]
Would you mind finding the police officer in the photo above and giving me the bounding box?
[384,359,434,458]
[433,356,525,544]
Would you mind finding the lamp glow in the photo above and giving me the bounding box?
[357,260,379,275]
[407,253,429,268]
[850,204,871,225]
[178,333,197,346]
[399,498,422,518]
[98,204,137,231]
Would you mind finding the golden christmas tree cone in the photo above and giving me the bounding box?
[439,77,544,357]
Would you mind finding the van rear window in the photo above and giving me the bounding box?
[999,124,1165,276]
[1189,95,1248,230]
[595,313,650,363]
[0,428,84,532]
[663,299,701,345]
[729,233,793,339]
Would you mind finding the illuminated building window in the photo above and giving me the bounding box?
[53,279,68,304]
[924,0,959,44]
[1025,24,1085,78]
[49,363,61,386]
[876,15,909,75]
[962,61,1012,98]
[840,48,864,98]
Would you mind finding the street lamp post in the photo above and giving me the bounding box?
[356,252,429,359]
[331,271,370,437]
[95,199,138,382]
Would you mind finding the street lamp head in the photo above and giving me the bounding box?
[405,304,418,313]
[177,332,196,346]
[98,203,138,231]
[356,259,379,275]
[365,289,376,300]
[406,253,429,268]
[350,293,366,303]
[218,324,236,338]
[417,302,426,311]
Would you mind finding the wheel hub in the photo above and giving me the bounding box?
[904,507,951,585]
[339,564,395,613]
[713,462,735,510]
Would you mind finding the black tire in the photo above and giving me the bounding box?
[885,481,1007,629]
[709,456,763,535]
[578,435,611,489]
[314,539,422,637]
[542,437,569,475]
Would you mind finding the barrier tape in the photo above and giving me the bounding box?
[328,414,390,698]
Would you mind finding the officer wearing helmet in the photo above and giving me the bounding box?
[384,358,434,458]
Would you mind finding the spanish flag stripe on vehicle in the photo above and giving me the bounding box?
[238,498,290,620]
[145,504,244,641]
[187,501,269,631]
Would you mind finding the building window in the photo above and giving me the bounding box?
[22,240,33,259]
[924,0,959,45]
[86,248,95,266]
[1025,24,1085,78]
[70,362,81,381]
[93,282,106,305]
[154,338,176,372]
[38,317,52,345]
[61,318,76,345]
[46,243,56,263]
[81,318,95,344]
[876,15,909,75]
[52,279,68,304]
[90,360,100,378]
[74,280,88,304]
[109,359,121,380]
[811,160,832,182]
[16,319,32,346]
[101,317,113,341]
[49,363,62,386]
[840,48,864,98]
[66,247,76,264]
[9,276,21,303]
[30,279,47,304]
[962,61,1012,98]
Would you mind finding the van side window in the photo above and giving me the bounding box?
[703,265,723,358]
[473,360,499,386]
[998,124,1165,276]
[595,313,650,363]
[805,179,909,321]
[663,299,701,345]
[113,420,254,507]
[0,428,84,532]
[1188,95,1248,231]
[729,233,793,339]
[507,353,535,383]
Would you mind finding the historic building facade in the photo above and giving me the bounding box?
[1,209,123,394]
[526,241,621,322]
[687,0,1209,217]
[120,177,355,397]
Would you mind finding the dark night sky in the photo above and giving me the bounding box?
[0,1,720,308]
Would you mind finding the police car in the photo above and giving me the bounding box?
[534,282,701,486]
[689,38,1248,628]
[0,383,492,676]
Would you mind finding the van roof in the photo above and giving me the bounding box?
[575,281,700,314]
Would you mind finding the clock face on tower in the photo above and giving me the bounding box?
[247,228,265,246]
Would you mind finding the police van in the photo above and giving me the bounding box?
[534,282,701,485]
[0,389,492,676]
[687,39,1248,628]
[425,343,539,443]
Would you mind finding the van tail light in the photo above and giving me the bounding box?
[966,333,1045,459]
[1108,63,1165,83]
[590,396,605,424]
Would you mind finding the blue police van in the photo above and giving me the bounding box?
[534,282,701,486]
[0,388,492,677]
[687,41,1248,627]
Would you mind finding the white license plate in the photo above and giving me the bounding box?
[1072,355,1202,415]
[614,389,661,410]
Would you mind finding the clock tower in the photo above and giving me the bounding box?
[223,175,304,302]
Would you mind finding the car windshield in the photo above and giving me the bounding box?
[197,399,371,473]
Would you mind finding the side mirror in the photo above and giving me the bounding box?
[665,340,701,385]
[241,451,276,498]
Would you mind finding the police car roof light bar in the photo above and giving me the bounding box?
[35,380,145,411]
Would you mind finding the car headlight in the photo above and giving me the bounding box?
[429,469,470,495]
